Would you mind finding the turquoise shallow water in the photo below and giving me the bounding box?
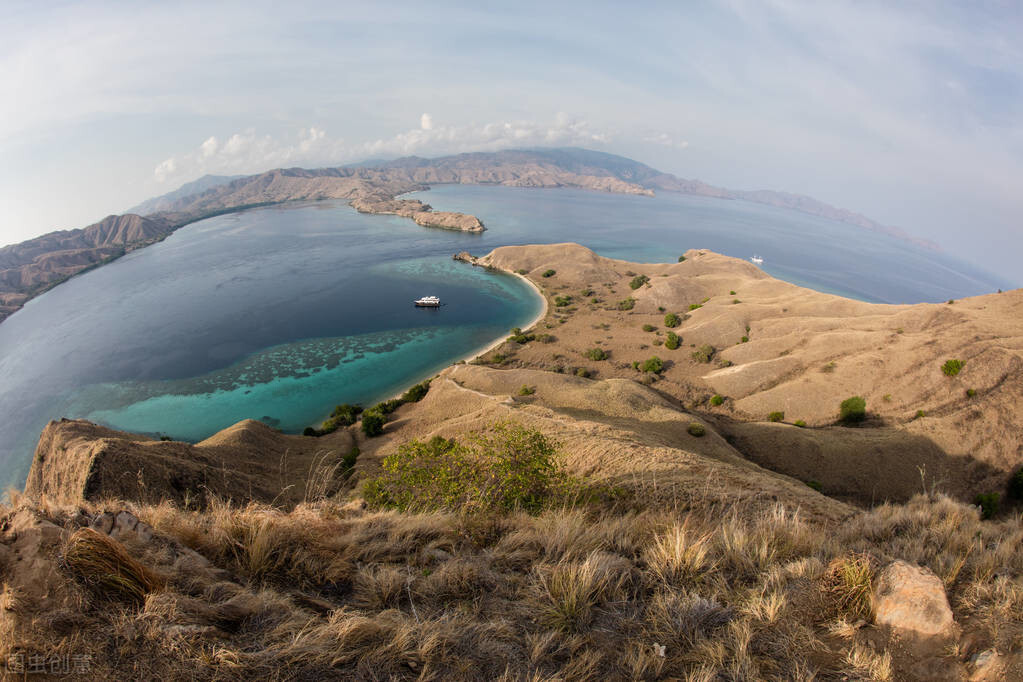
[0,187,1008,490]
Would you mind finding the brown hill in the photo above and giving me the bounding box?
[461,243,1023,504]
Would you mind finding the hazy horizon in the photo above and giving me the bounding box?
[2,1,1021,283]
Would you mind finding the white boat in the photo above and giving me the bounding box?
[414,295,441,307]
[750,255,764,265]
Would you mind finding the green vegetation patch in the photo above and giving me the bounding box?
[974,492,1000,520]
[691,344,715,363]
[709,394,724,407]
[554,295,573,307]
[542,269,556,278]
[664,332,680,350]
[687,422,706,437]
[363,423,580,514]
[584,348,608,361]
[617,298,636,311]
[942,359,963,377]
[768,411,785,423]
[838,396,866,424]
[664,313,681,328]
[629,275,650,290]
[640,356,664,373]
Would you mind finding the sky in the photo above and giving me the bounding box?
[1,0,1020,283]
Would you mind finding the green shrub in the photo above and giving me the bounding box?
[554,295,573,307]
[580,288,594,296]
[740,336,749,343]
[319,403,364,435]
[631,361,640,370]
[664,332,680,350]
[709,394,724,406]
[942,359,963,376]
[794,419,807,428]
[401,381,431,403]
[575,367,591,378]
[691,345,715,363]
[362,424,577,514]
[341,446,360,471]
[508,327,535,344]
[640,356,664,373]
[966,388,976,398]
[1008,467,1023,500]
[914,409,926,420]
[374,398,404,415]
[629,275,650,290]
[688,303,702,311]
[584,348,608,361]
[729,290,736,295]
[302,427,317,437]
[768,411,785,423]
[542,269,556,278]
[687,422,705,437]
[974,492,1000,520]
[732,299,741,304]
[536,333,556,343]
[657,306,665,312]
[516,268,529,275]
[839,396,867,424]
[677,255,686,262]
[518,385,536,396]
[617,298,636,310]
[664,313,681,328]
[806,480,822,491]
[361,410,386,437]
[642,323,656,332]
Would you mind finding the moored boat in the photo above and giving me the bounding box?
[414,295,441,307]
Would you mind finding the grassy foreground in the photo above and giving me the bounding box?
[2,473,1021,679]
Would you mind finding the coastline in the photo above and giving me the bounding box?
[374,265,548,406]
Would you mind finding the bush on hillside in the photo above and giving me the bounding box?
[641,356,664,373]
[687,422,706,437]
[768,411,785,423]
[664,313,681,328]
[362,423,574,514]
[691,345,715,363]
[839,396,867,424]
[974,492,1000,520]
[642,323,656,332]
[710,394,724,406]
[542,269,556,278]
[401,380,431,403]
[1008,467,1023,501]
[629,275,650,290]
[554,295,573,307]
[617,298,636,310]
[361,410,386,437]
[665,332,680,350]
[677,254,686,262]
[942,359,963,377]
[585,347,608,361]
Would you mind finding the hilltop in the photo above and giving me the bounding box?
[6,245,1022,679]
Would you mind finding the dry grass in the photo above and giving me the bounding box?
[60,527,165,606]
[1,490,1021,679]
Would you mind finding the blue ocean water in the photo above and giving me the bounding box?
[0,187,1007,489]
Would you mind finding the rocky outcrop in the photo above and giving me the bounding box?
[873,560,957,640]
[24,418,355,508]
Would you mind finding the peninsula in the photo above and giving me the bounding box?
[0,148,940,324]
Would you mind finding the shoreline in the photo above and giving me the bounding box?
[374,265,548,406]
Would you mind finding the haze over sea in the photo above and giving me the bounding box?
[0,186,1006,488]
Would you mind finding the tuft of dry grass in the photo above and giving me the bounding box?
[59,527,164,606]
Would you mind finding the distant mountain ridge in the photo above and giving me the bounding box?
[143,148,939,251]
[0,148,942,324]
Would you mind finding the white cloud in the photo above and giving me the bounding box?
[644,132,689,150]
[154,115,612,184]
